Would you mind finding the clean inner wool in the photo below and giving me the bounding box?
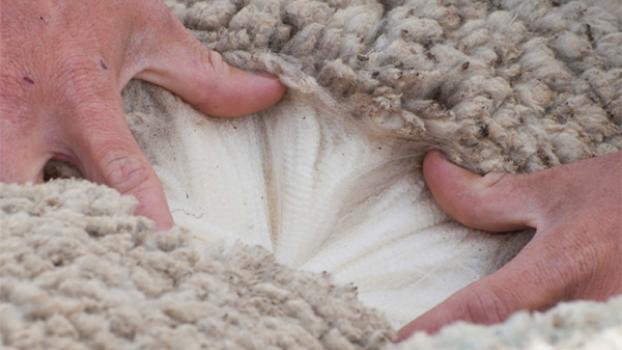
[3,0,622,349]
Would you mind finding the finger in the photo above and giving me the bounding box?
[396,238,566,340]
[136,11,286,117]
[422,150,544,232]
[66,101,173,230]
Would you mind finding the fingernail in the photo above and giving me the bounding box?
[428,148,447,159]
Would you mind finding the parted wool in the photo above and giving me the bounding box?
[3,0,622,349]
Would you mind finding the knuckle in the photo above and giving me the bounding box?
[462,172,528,226]
[141,1,187,50]
[481,172,509,189]
[453,174,510,226]
[199,48,229,76]
[455,190,490,227]
[52,54,105,104]
[0,59,38,115]
[158,3,185,31]
[64,99,122,136]
[98,150,152,195]
[204,49,223,68]
[478,172,511,201]
[553,233,606,296]
[460,286,512,324]
[188,47,230,103]
[57,54,98,82]
[0,73,28,112]
[75,100,119,125]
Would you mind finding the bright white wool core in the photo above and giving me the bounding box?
[125,83,529,327]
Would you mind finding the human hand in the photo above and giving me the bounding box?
[0,1,285,229]
[397,150,622,340]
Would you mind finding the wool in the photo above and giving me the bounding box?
[4,0,622,348]
[167,0,621,173]
[0,181,392,349]
[120,84,530,327]
[2,181,620,350]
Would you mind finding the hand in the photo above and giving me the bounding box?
[0,1,285,229]
[397,150,622,340]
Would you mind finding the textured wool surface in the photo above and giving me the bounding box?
[1,181,621,349]
[168,0,622,173]
[3,0,622,348]
[0,181,392,349]
[121,84,530,327]
[123,0,621,326]
[398,297,622,349]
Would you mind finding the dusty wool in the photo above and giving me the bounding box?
[168,0,622,173]
[398,298,622,350]
[0,181,392,350]
[60,0,621,323]
[2,182,621,350]
[3,0,622,349]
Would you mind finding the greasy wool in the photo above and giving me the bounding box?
[168,0,622,173]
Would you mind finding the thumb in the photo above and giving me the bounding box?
[422,151,543,232]
[137,15,286,117]
[68,103,174,230]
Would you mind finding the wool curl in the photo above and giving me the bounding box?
[166,0,622,173]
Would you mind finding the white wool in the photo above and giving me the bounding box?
[3,0,621,348]
[123,83,530,326]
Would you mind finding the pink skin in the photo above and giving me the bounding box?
[1,1,286,229]
[397,150,622,341]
